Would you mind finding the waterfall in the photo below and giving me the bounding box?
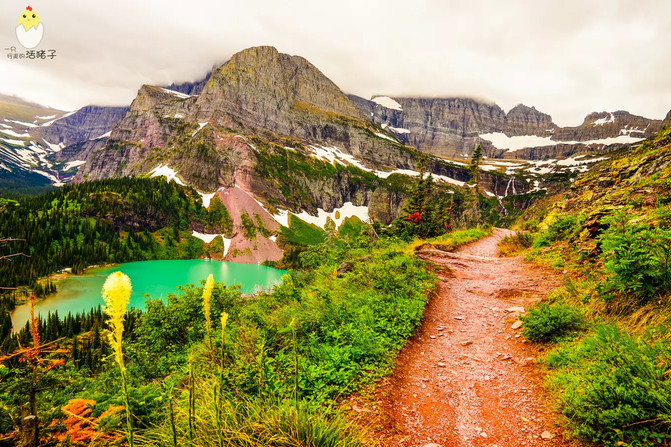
[497,195,508,217]
[504,178,517,197]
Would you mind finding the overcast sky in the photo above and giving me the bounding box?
[1,0,669,126]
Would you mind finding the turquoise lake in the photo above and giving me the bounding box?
[11,259,287,330]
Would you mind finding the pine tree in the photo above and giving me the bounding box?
[470,143,483,189]
[71,336,79,364]
[92,323,101,350]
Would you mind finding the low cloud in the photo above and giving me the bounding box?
[0,0,669,126]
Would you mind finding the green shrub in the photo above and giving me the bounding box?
[498,232,534,256]
[534,214,585,248]
[521,302,585,343]
[546,324,671,445]
[521,219,539,232]
[280,214,326,246]
[599,215,671,304]
[426,227,491,252]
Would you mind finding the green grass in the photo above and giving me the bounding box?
[280,214,326,246]
[420,226,492,252]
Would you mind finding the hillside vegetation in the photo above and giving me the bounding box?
[0,223,491,446]
[507,128,671,446]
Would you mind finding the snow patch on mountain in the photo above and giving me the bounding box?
[1,129,30,138]
[1,137,26,146]
[192,123,208,137]
[309,145,370,171]
[593,113,615,126]
[382,123,410,134]
[149,164,186,186]
[293,202,370,228]
[479,132,645,152]
[371,96,403,111]
[197,191,216,208]
[92,131,112,140]
[375,132,398,142]
[64,160,86,170]
[160,88,192,99]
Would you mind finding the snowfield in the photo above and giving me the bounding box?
[371,96,403,111]
[149,164,186,186]
[479,132,645,152]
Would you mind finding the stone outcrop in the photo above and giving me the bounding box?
[662,109,671,128]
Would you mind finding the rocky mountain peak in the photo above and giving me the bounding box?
[664,109,671,127]
[165,71,212,96]
[504,104,556,136]
[193,46,367,132]
[129,85,183,114]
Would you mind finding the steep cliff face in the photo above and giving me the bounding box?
[192,46,366,133]
[77,85,195,181]
[352,95,508,157]
[30,106,129,147]
[350,95,662,160]
[664,110,671,128]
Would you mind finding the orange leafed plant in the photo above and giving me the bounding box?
[51,399,123,445]
[0,295,68,368]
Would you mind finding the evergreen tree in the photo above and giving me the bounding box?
[469,143,483,189]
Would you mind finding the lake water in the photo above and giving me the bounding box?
[11,259,287,330]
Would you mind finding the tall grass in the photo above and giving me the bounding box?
[139,393,364,447]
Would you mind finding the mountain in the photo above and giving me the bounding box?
[4,45,665,262]
[74,47,540,262]
[348,95,662,160]
[165,71,212,96]
[0,74,213,192]
[77,46,531,197]
[0,94,68,190]
[30,105,130,148]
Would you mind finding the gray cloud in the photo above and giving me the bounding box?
[0,0,669,126]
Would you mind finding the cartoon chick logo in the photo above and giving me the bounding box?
[16,6,43,49]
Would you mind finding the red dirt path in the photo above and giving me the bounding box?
[352,229,577,447]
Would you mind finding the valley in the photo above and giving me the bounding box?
[1,39,671,447]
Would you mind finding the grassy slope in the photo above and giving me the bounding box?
[507,129,671,446]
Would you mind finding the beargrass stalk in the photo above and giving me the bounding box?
[102,272,134,447]
[202,274,215,350]
[291,318,299,407]
[188,358,195,443]
[168,395,178,447]
[217,312,228,447]
[214,384,223,447]
[219,312,228,396]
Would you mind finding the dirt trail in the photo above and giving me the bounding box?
[357,229,573,447]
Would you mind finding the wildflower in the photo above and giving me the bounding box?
[220,311,228,337]
[101,271,134,447]
[203,274,214,348]
[102,271,131,370]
